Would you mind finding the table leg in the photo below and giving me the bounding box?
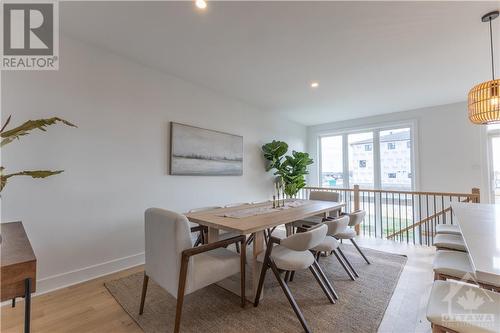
[207,227,219,243]
[24,278,31,333]
[252,230,265,301]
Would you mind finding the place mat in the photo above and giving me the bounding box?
[218,200,308,219]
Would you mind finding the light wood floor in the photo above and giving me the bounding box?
[1,237,435,333]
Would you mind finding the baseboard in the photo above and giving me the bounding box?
[36,252,145,296]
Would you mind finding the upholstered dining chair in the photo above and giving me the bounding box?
[310,215,357,281]
[187,206,222,246]
[139,208,246,333]
[254,224,336,333]
[335,210,371,265]
[292,191,341,230]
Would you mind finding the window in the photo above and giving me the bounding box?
[349,132,374,188]
[380,128,412,189]
[318,125,414,190]
[320,135,343,187]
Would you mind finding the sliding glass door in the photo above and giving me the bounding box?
[319,125,414,190]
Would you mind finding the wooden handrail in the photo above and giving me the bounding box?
[303,186,480,199]
[386,197,472,239]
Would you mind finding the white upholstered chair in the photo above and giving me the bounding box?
[292,191,341,229]
[427,280,500,333]
[433,250,500,292]
[433,234,467,252]
[139,208,246,333]
[435,224,461,235]
[254,224,337,333]
[310,215,357,280]
[335,210,371,264]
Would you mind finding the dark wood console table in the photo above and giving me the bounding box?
[1,222,37,333]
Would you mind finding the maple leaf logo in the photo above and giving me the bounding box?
[457,289,485,310]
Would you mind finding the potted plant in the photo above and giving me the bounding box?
[262,140,313,198]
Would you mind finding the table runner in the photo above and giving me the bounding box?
[217,200,308,219]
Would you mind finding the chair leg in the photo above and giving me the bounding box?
[254,256,269,307]
[174,257,189,333]
[235,242,240,254]
[194,234,202,247]
[139,273,149,315]
[289,271,295,282]
[284,271,291,283]
[350,238,370,264]
[240,240,246,308]
[337,247,360,278]
[313,260,339,300]
[332,249,356,281]
[309,265,335,304]
[269,260,312,333]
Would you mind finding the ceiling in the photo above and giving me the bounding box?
[61,1,500,126]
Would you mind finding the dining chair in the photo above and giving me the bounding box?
[254,224,337,333]
[187,206,222,246]
[433,250,500,292]
[139,208,246,333]
[334,210,371,264]
[310,215,357,281]
[433,234,467,252]
[435,224,462,236]
[292,191,341,230]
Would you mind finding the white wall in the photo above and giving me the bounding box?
[307,102,489,199]
[0,36,306,293]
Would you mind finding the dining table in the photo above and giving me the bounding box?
[450,202,500,288]
[186,199,345,300]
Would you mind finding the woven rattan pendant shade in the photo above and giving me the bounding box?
[468,10,500,125]
[468,79,500,124]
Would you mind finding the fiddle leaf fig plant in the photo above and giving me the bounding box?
[262,141,313,197]
[0,115,77,192]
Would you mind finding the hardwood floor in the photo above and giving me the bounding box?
[1,237,435,333]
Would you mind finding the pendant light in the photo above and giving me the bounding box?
[468,11,500,124]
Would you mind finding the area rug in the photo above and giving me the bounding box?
[105,245,407,333]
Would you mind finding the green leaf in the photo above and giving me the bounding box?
[1,169,64,192]
[1,117,77,147]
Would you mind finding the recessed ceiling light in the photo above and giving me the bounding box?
[311,82,319,88]
[195,0,207,9]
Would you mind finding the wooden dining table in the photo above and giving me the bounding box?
[186,199,345,300]
[451,202,500,288]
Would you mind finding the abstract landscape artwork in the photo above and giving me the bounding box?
[170,122,243,176]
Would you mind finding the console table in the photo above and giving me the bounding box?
[1,222,37,333]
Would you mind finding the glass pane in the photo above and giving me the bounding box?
[380,128,412,190]
[492,136,500,203]
[320,136,343,187]
[348,132,374,188]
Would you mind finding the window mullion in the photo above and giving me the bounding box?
[373,130,381,190]
[342,133,349,189]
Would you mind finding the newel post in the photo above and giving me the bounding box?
[471,188,480,203]
[353,184,360,235]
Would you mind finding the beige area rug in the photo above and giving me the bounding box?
[105,245,407,333]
